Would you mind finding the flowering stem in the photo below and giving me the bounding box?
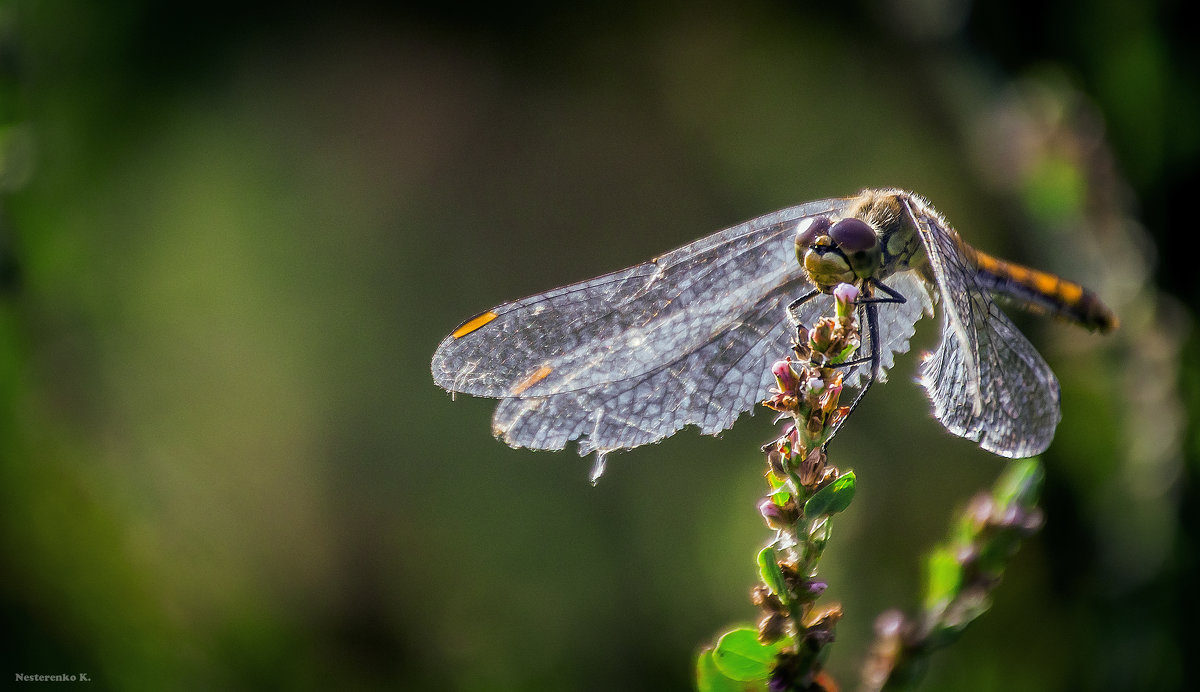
[697,281,1047,692]
[697,284,862,692]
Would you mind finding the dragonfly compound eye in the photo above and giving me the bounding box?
[795,216,833,268]
[828,218,876,253]
[829,218,880,278]
[795,215,832,249]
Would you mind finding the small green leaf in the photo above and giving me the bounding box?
[757,547,788,601]
[696,648,764,692]
[803,471,856,518]
[712,627,783,682]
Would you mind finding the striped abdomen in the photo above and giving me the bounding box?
[965,247,1118,333]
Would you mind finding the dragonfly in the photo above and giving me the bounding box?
[432,189,1115,472]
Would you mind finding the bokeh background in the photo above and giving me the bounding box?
[2,1,1196,690]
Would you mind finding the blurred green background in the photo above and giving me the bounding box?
[1,1,1196,690]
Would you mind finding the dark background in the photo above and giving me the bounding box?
[2,1,1195,690]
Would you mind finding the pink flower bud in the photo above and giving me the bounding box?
[772,359,798,391]
[833,282,860,305]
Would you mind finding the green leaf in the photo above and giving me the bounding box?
[696,648,767,692]
[757,547,788,601]
[834,342,859,364]
[712,627,783,682]
[803,471,856,518]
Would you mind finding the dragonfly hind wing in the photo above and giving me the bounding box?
[908,197,1061,457]
[921,307,1060,457]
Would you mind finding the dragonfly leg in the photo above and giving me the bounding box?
[854,278,907,306]
[835,300,880,428]
[769,279,904,454]
[823,278,906,371]
[786,289,821,323]
[824,277,907,444]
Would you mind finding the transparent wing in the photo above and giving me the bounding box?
[437,198,919,455]
[433,199,844,398]
[433,196,942,455]
[492,278,823,455]
[906,197,1061,458]
[490,268,936,456]
[843,269,937,389]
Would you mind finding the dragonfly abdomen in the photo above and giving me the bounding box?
[968,249,1117,333]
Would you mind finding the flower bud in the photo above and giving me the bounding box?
[810,319,836,354]
[773,359,799,393]
[833,283,860,317]
[757,612,788,644]
[759,497,799,530]
[798,447,827,487]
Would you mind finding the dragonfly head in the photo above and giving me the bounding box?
[795,216,882,291]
